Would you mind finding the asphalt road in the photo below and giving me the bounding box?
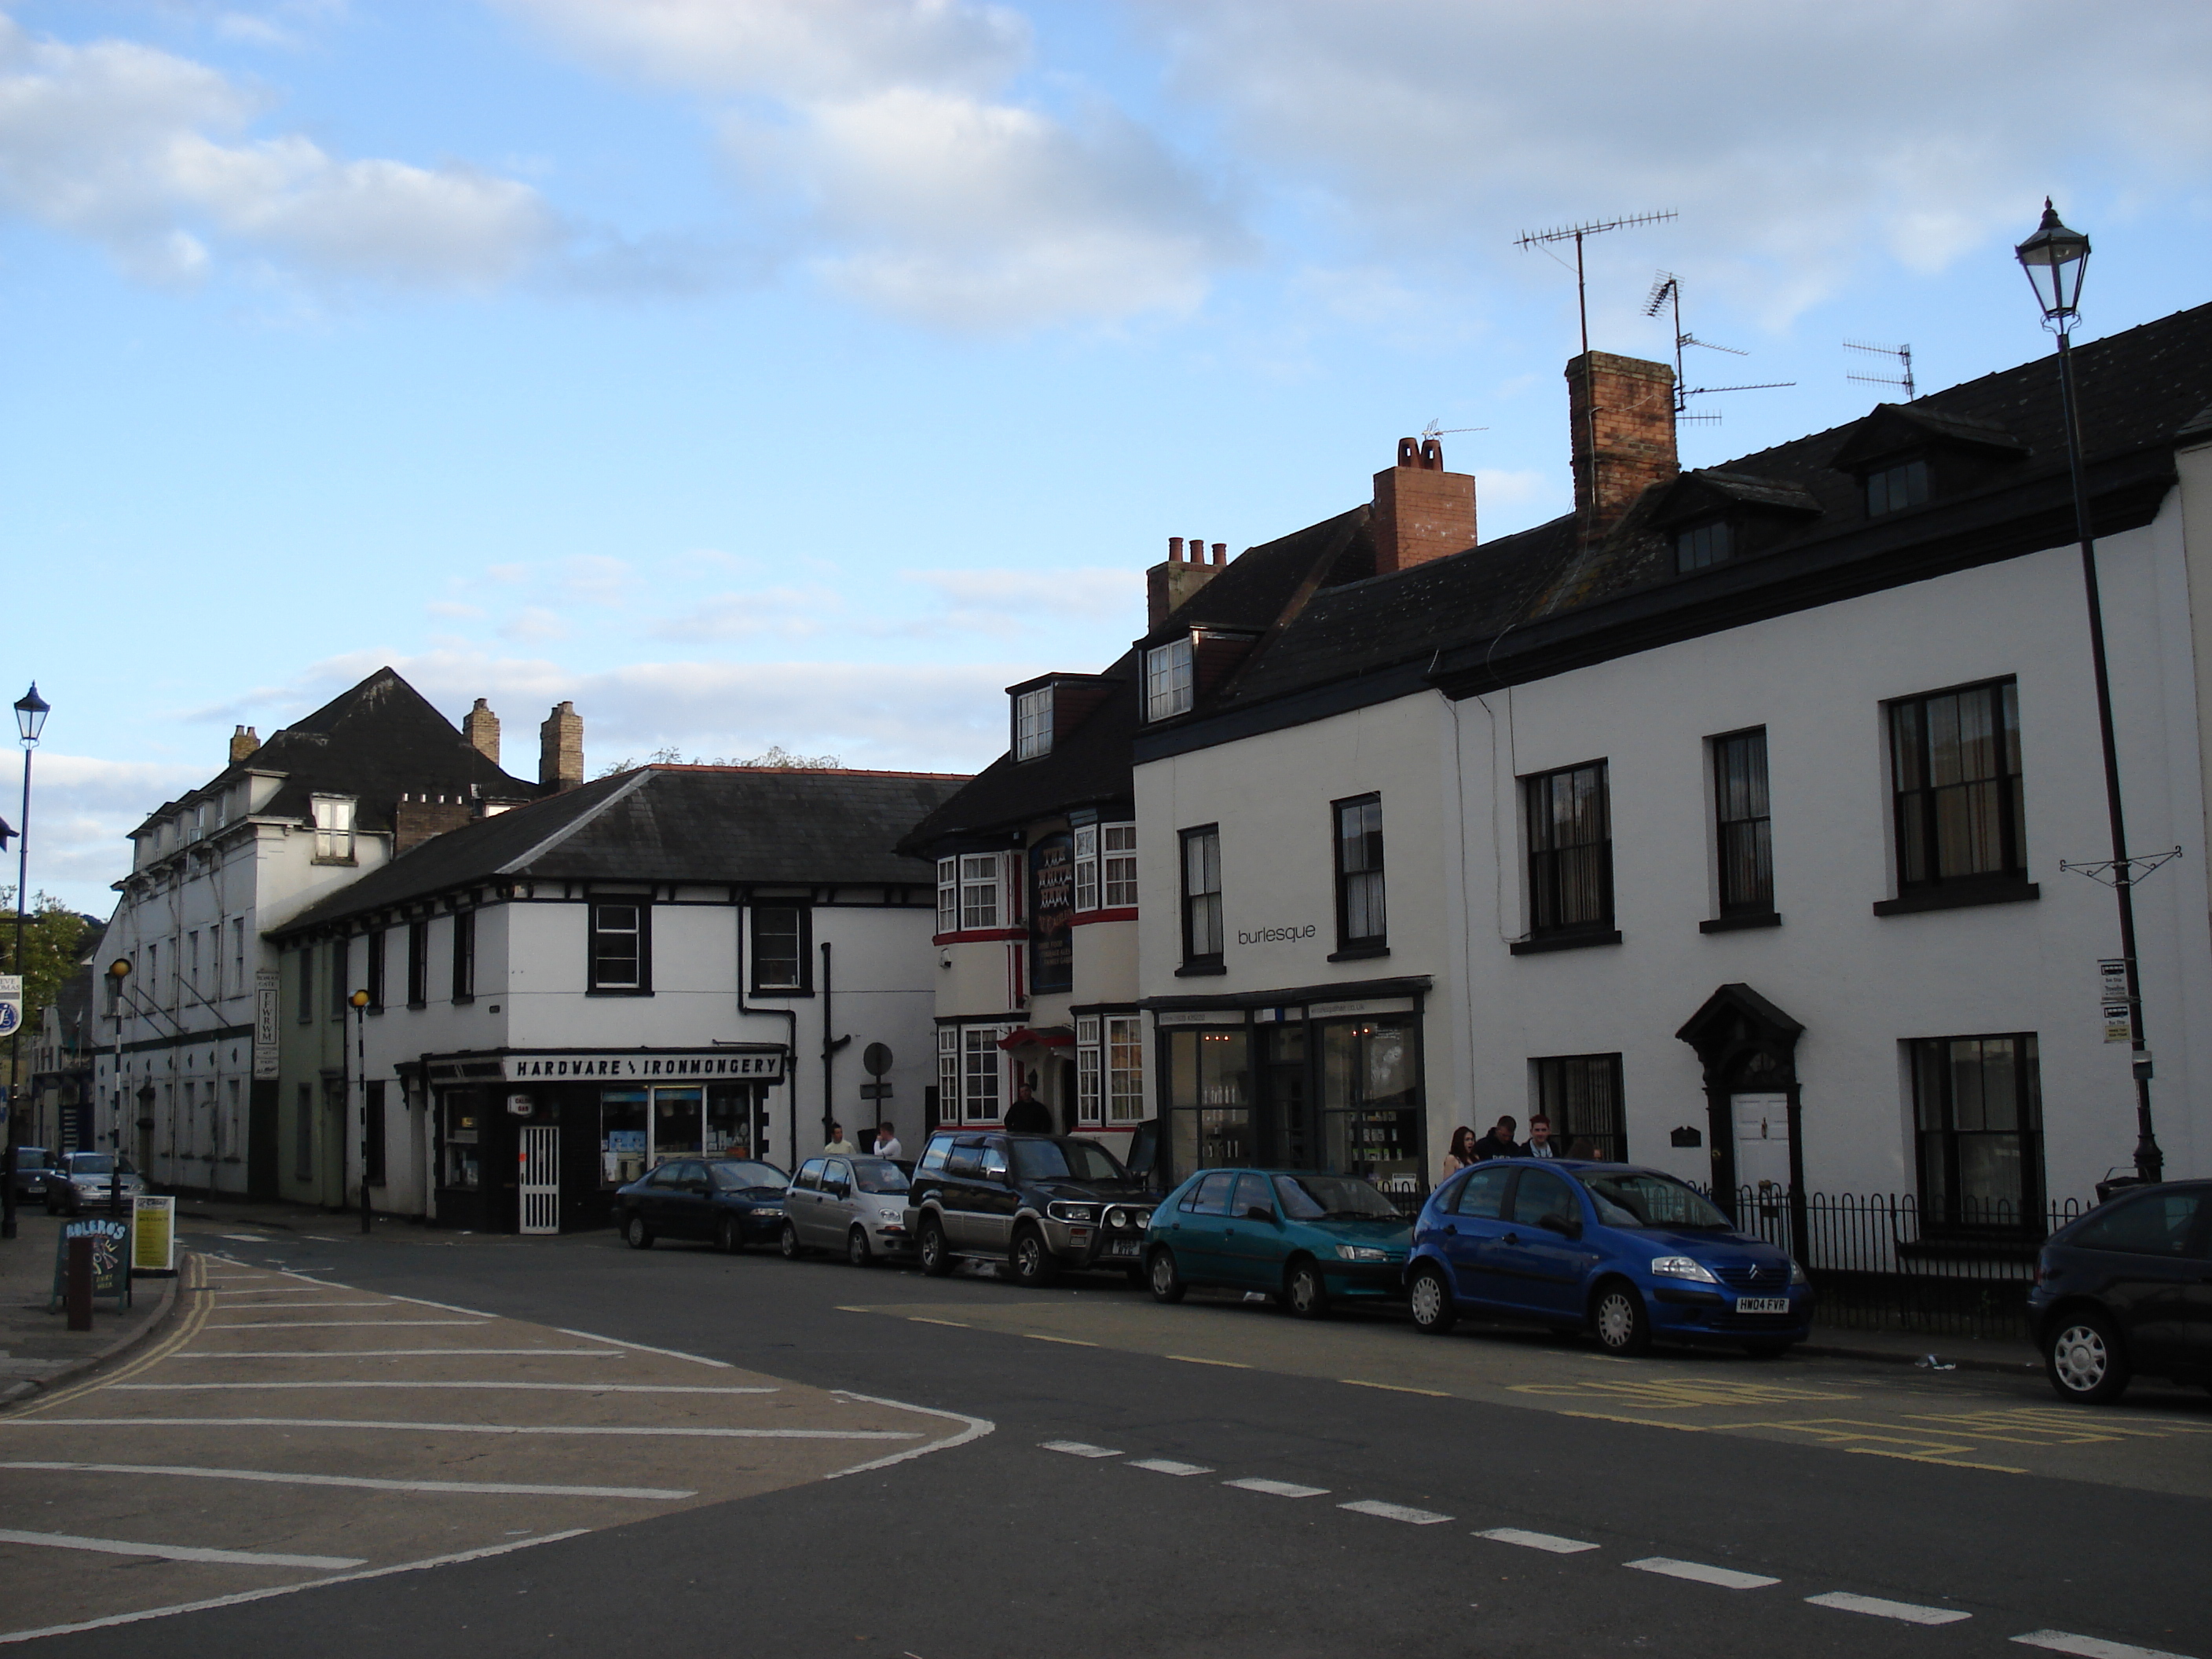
[5,1216,2208,1658]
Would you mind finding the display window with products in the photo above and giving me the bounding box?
[601,1089,647,1187]
[1166,1027,1251,1177]
[652,1087,705,1159]
[1319,1015,1422,1195]
[441,1091,482,1190]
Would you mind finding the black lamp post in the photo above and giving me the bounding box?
[2015,200,2163,1185]
[350,988,372,1233]
[107,959,130,1213]
[0,683,46,1240]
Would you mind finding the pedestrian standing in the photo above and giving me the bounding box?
[823,1122,858,1155]
[1442,1126,1478,1174]
[872,1122,903,1160]
[1525,1115,1560,1158]
[1474,1116,1525,1159]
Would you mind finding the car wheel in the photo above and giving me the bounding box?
[779,1221,804,1260]
[1009,1225,1058,1288]
[918,1215,952,1277]
[847,1225,873,1268]
[1148,1246,1186,1304]
[1284,1258,1331,1320]
[624,1214,654,1251]
[2046,1309,2130,1404]
[1742,1339,1793,1360]
[716,1216,742,1254]
[1408,1263,1456,1335]
[1591,1280,1653,1356]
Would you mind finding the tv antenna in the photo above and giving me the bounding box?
[1514,211,1677,358]
[1643,272,1794,427]
[1844,339,1916,401]
[1419,420,1489,440]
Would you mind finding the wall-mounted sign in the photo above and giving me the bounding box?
[1155,1010,1245,1027]
[1236,924,1317,947]
[253,970,280,1079]
[0,974,20,1037]
[507,1093,536,1117]
[2102,1003,2133,1044]
[1029,832,1075,996]
[1307,997,1417,1020]
[501,1050,785,1082]
[2098,958,2129,1000]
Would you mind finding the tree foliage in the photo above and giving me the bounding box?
[0,893,96,1071]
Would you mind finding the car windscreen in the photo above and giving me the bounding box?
[1272,1174,1400,1221]
[848,1158,910,1194]
[68,1155,119,1175]
[1577,1170,1730,1230]
[709,1161,788,1192]
[1012,1139,1129,1183]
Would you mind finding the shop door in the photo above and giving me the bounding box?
[519,1126,559,1234]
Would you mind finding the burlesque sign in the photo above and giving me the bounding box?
[1029,832,1075,995]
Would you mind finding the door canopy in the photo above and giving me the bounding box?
[1675,983,1804,1087]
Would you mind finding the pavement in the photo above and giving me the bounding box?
[0,1213,178,1404]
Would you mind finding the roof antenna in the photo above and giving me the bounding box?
[1644,271,1794,428]
[1844,339,1916,401]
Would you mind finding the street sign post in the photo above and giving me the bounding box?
[2098,958,2133,1042]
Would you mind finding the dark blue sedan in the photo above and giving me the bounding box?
[1404,1161,1811,1357]
[613,1157,790,1252]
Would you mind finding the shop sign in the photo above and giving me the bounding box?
[0,974,19,1037]
[253,970,280,1079]
[1155,1010,1245,1027]
[48,1217,131,1311]
[132,1195,177,1273]
[1307,997,1417,1020]
[501,1050,785,1082]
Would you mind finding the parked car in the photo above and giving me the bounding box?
[905,1130,1153,1286]
[42,1152,146,1216]
[613,1157,789,1252]
[8,1145,51,1203]
[1144,1168,1412,1318]
[2029,1177,2212,1404]
[1404,1161,1811,1357]
[780,1155,915,1265]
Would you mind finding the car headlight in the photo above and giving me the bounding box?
[1047,1202,1097,1224]
[1789,1258,1809,1286]
[1650,1255,1719,1284]
[756,1205,783,1217]
[1336,1244,1390,1263]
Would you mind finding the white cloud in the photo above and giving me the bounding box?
[0,14,553,287]
[20,753,211,915]
[424,600,485,620]
[650,584,840,642]
[500,606,571,642]
[896,564,1137,639]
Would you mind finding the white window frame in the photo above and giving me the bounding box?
[1145,639,1194,722]
[961,1027,1003,1123]
[1107,1016,1144,1122]
[937,1027,960,1121]
[1102,822,1138,910]
[960,854,1001,931]
[936,858,958,933]
[230,917,246,1000]
[1073,826,1098,914]
[1014,687,1053,761]
[312,795,357,861]
[1076,1016,1103,1126]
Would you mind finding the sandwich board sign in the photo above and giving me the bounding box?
[132,1195,177,1274]
[48,1216,132,1312]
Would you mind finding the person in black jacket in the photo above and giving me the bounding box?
[1003,1081,1053,1135]
[1473,1116,1525,1159]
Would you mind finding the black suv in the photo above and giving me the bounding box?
[2028,1178,2212,1403]
[905,1131,1154,1287]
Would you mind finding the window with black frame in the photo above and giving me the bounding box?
[1523,762,1613,940]
[1675,519,1732,573]
[1865,457,1929,515]
[1888,680,2026,895]
[451,910,475,1002]
[1333,794,1386,953]
[1712,729,1774,917]
[751,904,808,992]
[365,929,386,1011]
[589,901,650,994]
[1910,1033,2043,1231]
[406,921,429,1007]
[1180,826,1223,969]
[1533,1053,1626,1163]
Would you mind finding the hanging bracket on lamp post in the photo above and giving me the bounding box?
[2058,847,2184,888]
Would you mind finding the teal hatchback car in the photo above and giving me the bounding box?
[1144,1168,1413,1318]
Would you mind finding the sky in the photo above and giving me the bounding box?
[3,0,2210,916]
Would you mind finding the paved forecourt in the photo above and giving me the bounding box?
[0,1252,986,1643]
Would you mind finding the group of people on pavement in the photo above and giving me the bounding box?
[1440,1114,1602,1174]
[821,1122,904,1159]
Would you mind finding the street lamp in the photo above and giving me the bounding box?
[2014,202,2163,1186]
[350,987,372,1234]
[107,959,130,1213]
[1,683,46,1241]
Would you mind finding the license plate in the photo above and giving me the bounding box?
[1105,1238,1138,1257]
[1735,1296,1791,1315]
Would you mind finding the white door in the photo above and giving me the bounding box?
[519,1125,559,1235]
[1730,1093,1791,1194]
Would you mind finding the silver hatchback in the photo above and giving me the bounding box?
[780,1155,915,1266]
[43,1152,145,1216]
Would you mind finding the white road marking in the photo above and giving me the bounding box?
[1129,1459,1212,1476]
[113,1382,775,1394]
[2014,1632,2197,1659]
[196,1302,389,1310]
[551,1328,734,1369]
[175,1348,626,1359]
[822,1391,997,1481]
[0,1461,695,1500]
[386,1294,499,1317]
[1041,1440,1121,1458]
[0,1528,591,1645]
[1339,1500,1451,1525]
[1225,1478,1330,1498]
[1807,1591,1970,1625]
[1626,1558,1779,1590]
[216,1236,273,1243]
[204,1320,486,1329]
[14,1418,917,1441]
[1477,1527,1600,1555]
[0,1528,364,1571]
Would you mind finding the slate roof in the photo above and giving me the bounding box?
[276,765,969,936]
[137,668,540,837]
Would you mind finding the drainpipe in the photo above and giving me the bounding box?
[734,897,797,1170]
[820,940,850,1149]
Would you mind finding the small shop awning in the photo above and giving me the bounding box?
[997,1025,1075,1051]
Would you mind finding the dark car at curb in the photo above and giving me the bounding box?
[904,1131,1152,1287]
[1404,1160,1811,1357]
[613,1157,789,1252]
[2028,1177,2212,1404]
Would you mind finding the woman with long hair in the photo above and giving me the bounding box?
[1442,1125,1478,1174]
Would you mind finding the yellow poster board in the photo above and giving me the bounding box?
[131,1195,176,1274]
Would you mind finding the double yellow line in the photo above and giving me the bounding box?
[9,1253,211,1418]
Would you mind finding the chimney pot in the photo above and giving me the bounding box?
[539,700,584,793]
[463,697,501,766]
[1169,536,1184,562]
[1212,543,1226,565]
[1372,440,1478,575]
[1566,351,1678,538]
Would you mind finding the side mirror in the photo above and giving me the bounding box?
[1243,1205,1275,1223]
[1538,1213,1580,1239]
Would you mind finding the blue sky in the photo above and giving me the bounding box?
[5,0,2210,914]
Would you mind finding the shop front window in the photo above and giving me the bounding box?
[601,1089,646,1187]
[1319,1016,1422,1196]
[651,1086,705,1161]
[707,1082,759,1156]
[442,1091,482,1190]
[1166,1026,1251,1180]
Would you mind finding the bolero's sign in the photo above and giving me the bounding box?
[502,1050,785,1082]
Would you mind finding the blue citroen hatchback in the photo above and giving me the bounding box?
[1404,1161,1811,1357]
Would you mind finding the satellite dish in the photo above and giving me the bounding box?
[862,1042,894,1079]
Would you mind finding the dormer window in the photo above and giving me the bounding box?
[1145,639,1193,721]
[1014,687,1053,760]
[1866,458,1930,516]
[1675,520,1733,573]
[312,796,357,863]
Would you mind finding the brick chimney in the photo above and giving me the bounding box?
[463,698,500,765]
[229,726,258,765]
[539,701,583,792]
[1145,535,1229,629]
[1566,352,1678,537]
[1371,438,1477,573]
